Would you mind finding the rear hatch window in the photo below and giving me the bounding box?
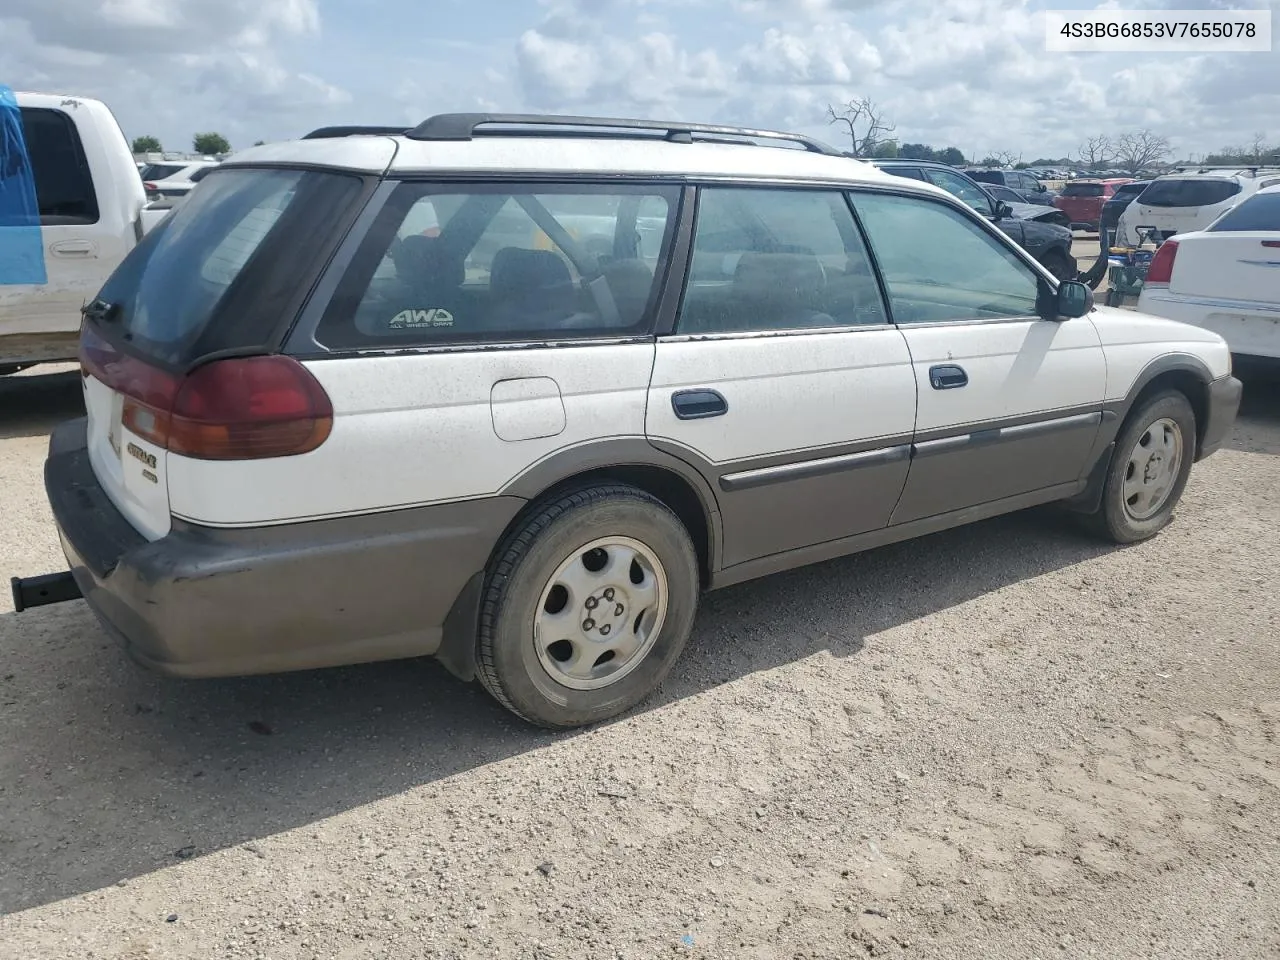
[92,167,364,367]
[1208,193,1280,232]
[1138,178,1240,207]
[1062,183,1104,198]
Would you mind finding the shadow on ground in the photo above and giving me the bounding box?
[1229,363,1280,456]
[0,368,83,441]
[0,504,1111,916]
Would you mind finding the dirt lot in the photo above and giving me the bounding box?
[1,364,1278,960]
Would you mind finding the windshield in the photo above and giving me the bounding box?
[92,167,362,365]
[1138,178,1241,207]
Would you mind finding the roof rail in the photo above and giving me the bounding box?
[302,125,409,140]
[404,113,843,156]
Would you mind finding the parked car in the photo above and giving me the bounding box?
[1137,184,1280,361]
[1116,170,1280,246]
[1100,180,1151,240]
[140,159,220,200]
[872,159,1077,278]
[15,113,1240,728]
[1053,178,1134,231]
[0,89,174,375]
[965,169,1056,205]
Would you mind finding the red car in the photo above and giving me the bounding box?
[1054,178,1134,231]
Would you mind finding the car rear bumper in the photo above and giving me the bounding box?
[45,418,523,678]
[1199,374,1243,461]
[1137,291,1280,360]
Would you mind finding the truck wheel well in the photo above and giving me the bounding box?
[1133,370,1208,455]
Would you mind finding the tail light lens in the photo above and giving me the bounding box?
[143,181,157,191]
[80,326,332,460]
[1145,239,1179,285]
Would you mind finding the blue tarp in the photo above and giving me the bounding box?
[0,84,47,285]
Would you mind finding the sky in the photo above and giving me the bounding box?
[1,0,1276,161]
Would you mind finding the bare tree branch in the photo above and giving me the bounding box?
[1249,132,1269,165]
[1113,130,1172,175]
[1075,134,1113,171]
[826,98,896,159]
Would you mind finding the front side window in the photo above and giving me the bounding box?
[675,187,887,335]
[318,183,678,348]
[925,169,994,216]
[851,191,1042,324]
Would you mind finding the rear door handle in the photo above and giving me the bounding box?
[671,389,727,420]
[51,239,95,257]
[929,364,968,390]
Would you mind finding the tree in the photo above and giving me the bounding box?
[1076,134,1113,171]
[979,155,1001,167]
[936,146,966,166]
[871,140,899,158]
[193,132,231,155]
[1249,132,1269,164]
[1114,129,1172,175]
[826,98,896,158]
[899,142,935,161]
[131,135,162,153]
[991,149,1019,167]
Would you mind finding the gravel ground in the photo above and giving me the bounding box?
[1,365,1278,960]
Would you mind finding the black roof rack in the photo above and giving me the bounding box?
[404,113,842,156]
[302,125,409,140]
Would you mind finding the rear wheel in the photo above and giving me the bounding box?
[476,484,699,728]
[1083,390,1196,543]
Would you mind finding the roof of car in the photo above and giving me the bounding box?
[223,114,907,188]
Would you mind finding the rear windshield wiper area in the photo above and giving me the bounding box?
[81,299,121,325]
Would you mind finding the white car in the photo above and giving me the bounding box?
[16,113,1242,728]
[1117,170,1280,246]
[1137,184,1280,360]
[139,159,220,199]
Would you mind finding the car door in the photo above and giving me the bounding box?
[2,104,125,345]
[849,188,1107,525]
[646,185,917,569]
[926,167,1027,247]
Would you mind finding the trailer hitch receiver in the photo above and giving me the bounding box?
[10,572,82,613]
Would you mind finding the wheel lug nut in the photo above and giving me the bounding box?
[600,624,611,636]
[615,603,625,616]
[583,619,595,631]
[585,597,598,610]
[603,587,615,600]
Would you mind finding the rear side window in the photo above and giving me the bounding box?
[316,183,680,349]
[18,107,98,224]
[1139,178,1241,207]
[1112,183,1147,200]
[94,167,363,365]
[1208,193,1280,232]
[676,187,887,334]
[1062,183,1104,198]
[968,171,1001,185]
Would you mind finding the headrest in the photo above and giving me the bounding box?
[732,252,826,302]
[490,247,573,299]
[391,234,463,289]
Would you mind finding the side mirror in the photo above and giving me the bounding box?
[1055,280,1093,319]
[994,201,1014,220]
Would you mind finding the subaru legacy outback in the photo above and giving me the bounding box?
[16,114,1242,728]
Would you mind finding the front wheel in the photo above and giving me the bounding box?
[1083,390,1196,544]
[476,484,700,728]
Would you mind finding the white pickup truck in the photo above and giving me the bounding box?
[1,90,173,375]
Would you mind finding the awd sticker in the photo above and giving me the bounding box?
[389,308,454,329]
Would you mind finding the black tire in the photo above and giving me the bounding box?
[1082,390,1196,544]
[476,484,700,728]
[1039,249,1075,282]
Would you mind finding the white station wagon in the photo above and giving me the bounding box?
[16,114,1242,727]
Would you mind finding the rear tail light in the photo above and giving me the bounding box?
[1145,239,1179,285]
[143,182,157,191]
[80,326,332,460]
